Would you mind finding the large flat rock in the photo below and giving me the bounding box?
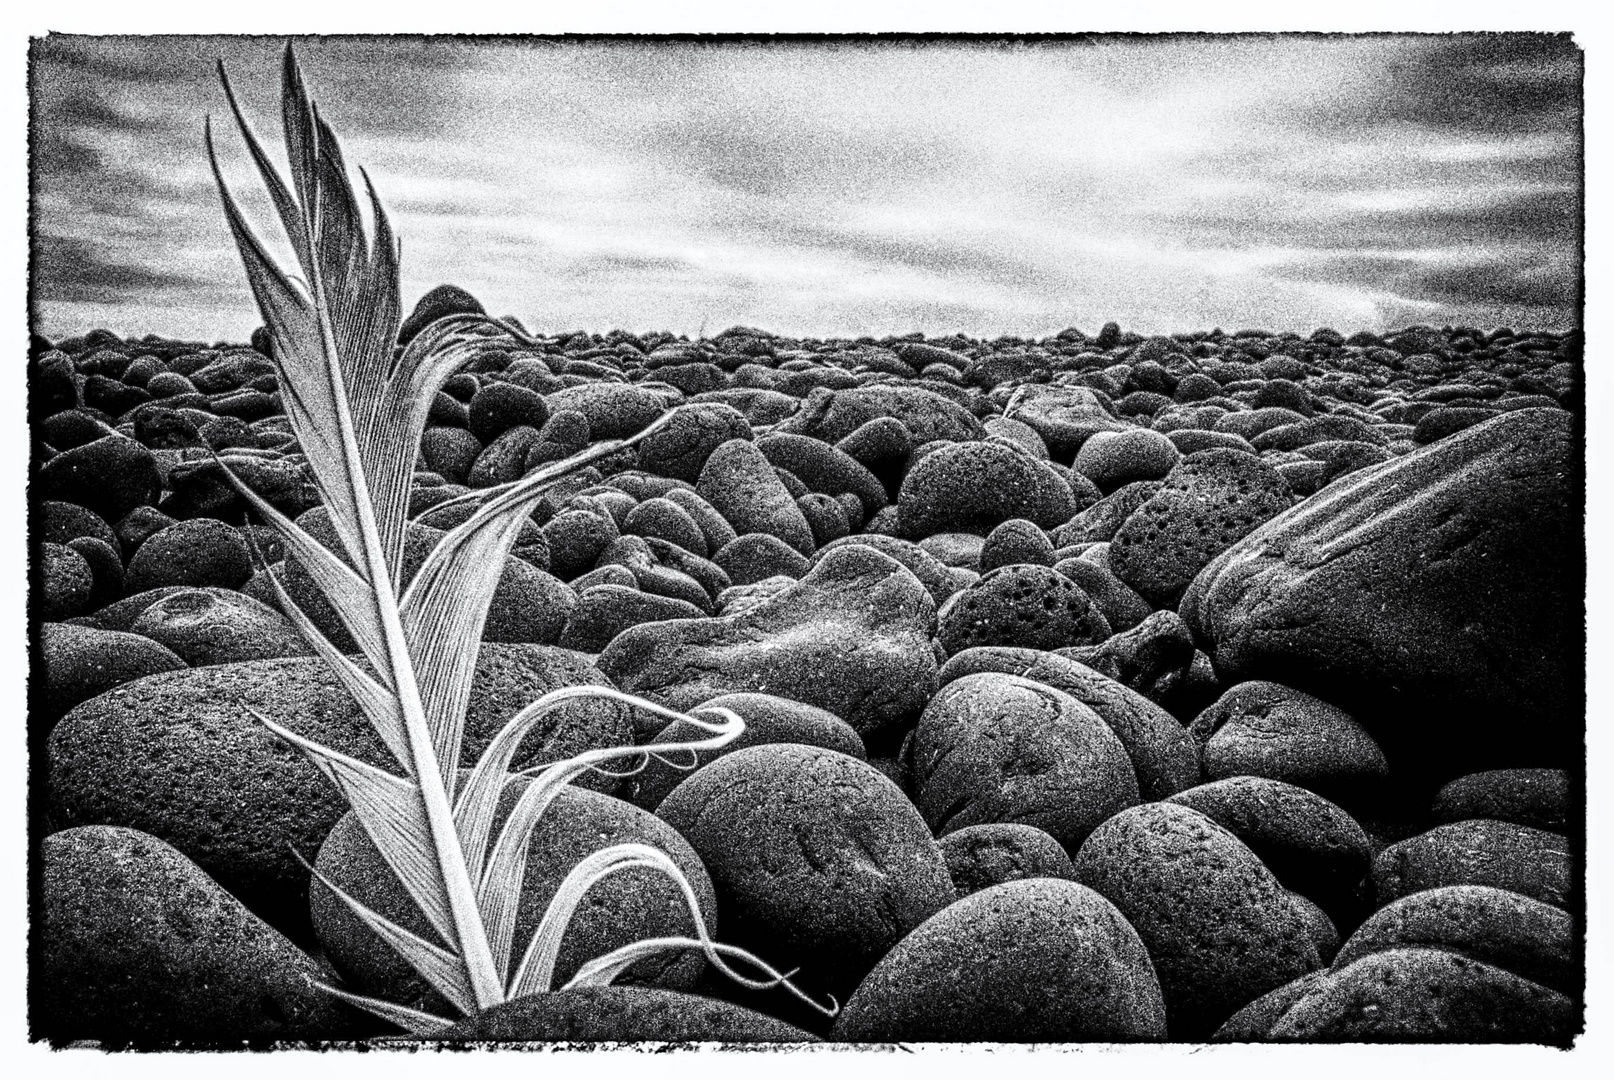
[1180,408,1579,785]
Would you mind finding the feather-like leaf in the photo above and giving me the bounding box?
[254,712,456,947]
[508,841,836,1017]
[206,120,372,576]
[470,703,745,975]
[307,978,454,1037]
[298,845,478,1016]
[244,553,411,770]
[207,454,395,689]
[211,48,507,1010]
[402,410,683,794]
[455,693,740,885]
[506,845,666,997]
[216,60,313,278]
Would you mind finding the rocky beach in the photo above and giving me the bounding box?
[28,297,1584,1046]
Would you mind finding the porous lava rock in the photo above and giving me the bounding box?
[1108,448,1294,608]
[936,564,1111,655]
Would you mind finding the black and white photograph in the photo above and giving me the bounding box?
[12,3,1602,1062]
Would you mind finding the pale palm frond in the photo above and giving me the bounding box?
[205,44,834,1030]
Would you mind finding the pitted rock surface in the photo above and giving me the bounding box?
[937,563,1111,655]
[1109,448,1295,608]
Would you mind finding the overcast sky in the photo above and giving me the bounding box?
[30,34,1581,343]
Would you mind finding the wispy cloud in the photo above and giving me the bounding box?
[30,33,1580,342]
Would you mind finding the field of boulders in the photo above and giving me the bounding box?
[29,290,1583,1047]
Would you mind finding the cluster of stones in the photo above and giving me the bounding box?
[31,287,1581,1046]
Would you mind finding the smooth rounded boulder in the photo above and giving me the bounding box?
[1333,885,1575,996]
[1180,408,1579,785]
[624,691,866,811]
[127,587,314,667]
[937,822,1078,899]
[37,621,187,727]
[832,879,1167,1042]
[434,986,818,1042]
[599,545,939,741]
[1432,768,1570,832]
[1074,802,1322,1037]
[36,826,361,1045]
[1370,819,1571,909]
[775,383,985,445]
[1264,948,1575,1043]
[47,645,630,937]
[904,673,1139,852]
[937,647,1200,802]
[1074,427,1180,491]
[898,440,1078,537]
[696,438,816,556]
[1188,681,1390,811]
[655,744,954,1009]
[1165,776,1372,921]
